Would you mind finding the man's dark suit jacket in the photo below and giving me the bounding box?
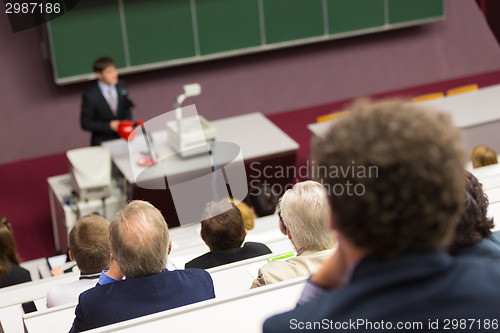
[80,80,133,146]
[264,251,500,332]
[69,269,214,333]
[0,263,31,288]
[456,230,500,259]
[185,242,272,270]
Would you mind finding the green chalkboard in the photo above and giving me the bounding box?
[49,0,125,79]
[196,0,261,55]
[48,0,444,84]
[388,0,444,24]
[263,0,325,44]
[328,0,385,34]
[124,0,196,66]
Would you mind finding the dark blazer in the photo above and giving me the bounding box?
[69,269,214,333]
[185,242,272,270]
[455,230,500,259]
[80,80,133,146]
[264,251,500,332]
[0,263,31,288]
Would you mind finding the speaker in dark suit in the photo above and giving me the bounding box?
[80,57,134,146]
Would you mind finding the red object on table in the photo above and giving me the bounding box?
[118,120,135,140]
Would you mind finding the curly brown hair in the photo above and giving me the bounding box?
[448,171,495,254]
[315,99,466,258]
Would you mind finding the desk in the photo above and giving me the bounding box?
[75,277,306,333]
[23,302,76,333]
[22,277,306,333]
[416,84,500,129]
[103,112,299,227]
[0,272,79,333]
[308,85,500,154]
[48,174,125,253]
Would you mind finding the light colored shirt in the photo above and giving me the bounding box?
[251,249,335,288]
[97,81,117,111]
[46,272,101,308]
[97,264,175,286]
[97,270,119,285]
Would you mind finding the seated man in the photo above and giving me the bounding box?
[185,200,271,269]
[70,200,214,333]
[47,214,110,307]
[448,171,500,258]
[251,181,335,288]
[264,100,500,332]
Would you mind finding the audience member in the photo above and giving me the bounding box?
[46,214,110,307]
[185,201,271,270]
[471,145,498,168]
[0,215,31,288]
[70,200,214,333]
[229,198,255,230]
[264,100,500,332]
[251,181,335,288]
[448,171,500,258]
[247,183,280,217]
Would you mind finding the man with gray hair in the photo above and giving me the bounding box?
[251,180,335,288]
[69,200,215,333]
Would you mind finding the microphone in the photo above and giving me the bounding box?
[119,86,135,108]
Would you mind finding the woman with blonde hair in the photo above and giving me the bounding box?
[228,199,255,230]
[471,145,498,168]
[0,215,31,288]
